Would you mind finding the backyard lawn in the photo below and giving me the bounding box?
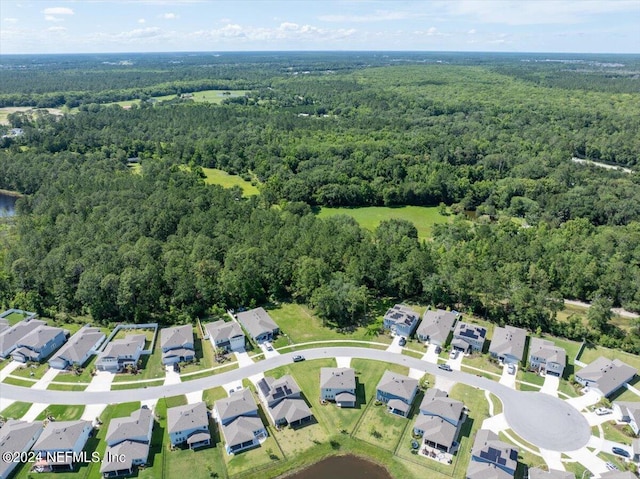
[315,205,452,241]
[353,399,413,452]
[577,343,640,371]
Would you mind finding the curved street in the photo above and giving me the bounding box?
[0,346,591,452]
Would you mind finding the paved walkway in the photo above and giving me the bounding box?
[539,448,565,471]
[481,412,508,433]
[31,368,61,390]
[540,374,560,397]
[0,360,20,381]
[81,370,115,424]
[499,363,517,389]
[566,389,601,412]
[21,403,48,421]
[623,381,640,398]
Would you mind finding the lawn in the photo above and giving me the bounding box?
[190,89,249,104]
[112,327,156,347]
[577,343,640,371]
[0,401,32,419]
[200,167,260,196]
[110,379,164,390]
[3,310,31,324]
[47,382,87,391]
[609,377,640,402]
[181,362,239,382]
[203,386,228,408]
[315,205,452,241]
[517,370,544,387]
[164,394,188,408]
[2,376,35,387]
[597,451,630,472]
[55,356,98,383]
[35,404,85,421]
[11,362,50,380]
[113,341,165,383]
[601,420,635,446]
[353,399,412,451]
[266,302,391,344]
[488,393,503,415]
[461,353,502,378]
[177,325,213,375]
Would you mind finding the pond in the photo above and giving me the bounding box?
[0,192,17,217]
[283,455,393,479]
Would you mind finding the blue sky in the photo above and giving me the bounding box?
[1,1,639,54]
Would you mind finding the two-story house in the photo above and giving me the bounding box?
[214,389,267,454]
[528,338,566,377]
[204,320,245,353]
[613,401,640,436]
[0,420,43,479]
[160,324,195,366]
[413,388,465,454]
[575,357,637,398]
[49,326,105,370]
[11,325,68,363]
[452,322,487,354]
[383,304,420,338]
[417,309,458,346]
[376,370,419,417]
[101,406,154,477]
[0,319,47,358]
[256,375,313,428]
[470,429,519,476]
[95,334,146,373]
[167,402,211,449]
[320,367,357,408]
[489,326,527,365]
[236,308,279,344]
[31,420,93,472]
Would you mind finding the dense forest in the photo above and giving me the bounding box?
[0,52,638,354]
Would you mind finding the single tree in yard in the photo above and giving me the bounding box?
[587,297,613,333]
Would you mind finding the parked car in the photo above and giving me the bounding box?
[595,407,612,416]
[435,346,442,354]
[292,355,305,362]
[438,364,452,371]
[507,364,516,375]
[605,462,619,471]
[449,350,458,359]
[611,447,630,458]
[265,342,273,351]
[399,337,407,346]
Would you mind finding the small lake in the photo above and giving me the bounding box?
[283,455,393,479]
[0,192,17,217]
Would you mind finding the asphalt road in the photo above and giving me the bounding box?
[0,347,590,452]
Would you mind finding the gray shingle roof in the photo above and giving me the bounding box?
[614,401,640,429]
[100,440,149,473]
[417,309,457,343]
[528,338,566,367]
[419,388,464,422]
[632,437,639,455]
[376,370,418,401]
[221,416,263,448]
[105,407,153,446]
[489,326,527,361]
[167,402,208,435]
[32,420,91,452]
[0,420,43,478]
[160,324,193,350]
[16,325,66,350]
[416,415,457,448]
[236,308,278,340]
[471,429,518,473]
[215,389,257,423]
[204,320,244,342]
[0,318,9,334]
[99,334,146,360]
[270,398,312,424]
[387,398,410,414]
[320,367,356,390]
[466,461,514,479]
[0,319,47,356]
[528,468,575,479]
[577,357,637,397]
[599,472,638,479]
[49,327,104,365]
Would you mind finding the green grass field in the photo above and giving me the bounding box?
[578,343,640,371]
[200,167,260,196]
[190,89,248,104]
[0,401,32,419]
[36,404,85,421]
[315,205,452,240]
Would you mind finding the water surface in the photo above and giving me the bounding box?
[283,455,393,479]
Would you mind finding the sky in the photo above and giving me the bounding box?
[1,0,639,55]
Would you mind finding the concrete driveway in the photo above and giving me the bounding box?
[587,435,634,457]
[32,368,61,390]
[1,346,592,452]
[566,389,601,412]
[584,411,615,427]
[259,342,280,359]
[499,363,517,389]
[539,448,565,471]
[423,344,440,364]
[386,335,403,354]
[0,360,20,381]
[540,374,560,397]
[564,447,609,476]
[164,365,181,386]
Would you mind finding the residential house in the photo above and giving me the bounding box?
[0,420,43,479]
[320,367,357,408]
[574,357,637,398]
[376,370,419,417]
[160,324,195,366]
[49,326,105,370]
[204,320,245,353]
[0,319,47,358]
[0,318,8,335]
[214,389,267,454]
[31,420,92,471]
[489,326,527,365]
[167,401,211,449]
[466,461,514,479]
[11,325,68,363]
[417,309,458,346]
[452,322,487,354]
[599,472,638,479]
[470,429,519,476]
[95,334,146,373]
[613,401,640,436]
[100,407,154,477]
[236,307,279,343]
[528,468,575,479]
[632,438,639,463]
[528,338,566,377]
[413,389,465,454]
[257,375,313,428]
[383,304,420,338]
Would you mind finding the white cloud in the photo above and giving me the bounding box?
[47,26,67,33]
[42,7,74,15]
[138,18,146,24]
[3,18,18,24]
[468,28,476,34]
[190,22,357,44]
[319,10,421,23]
[161,12,178,20]
[45,15,64,22]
